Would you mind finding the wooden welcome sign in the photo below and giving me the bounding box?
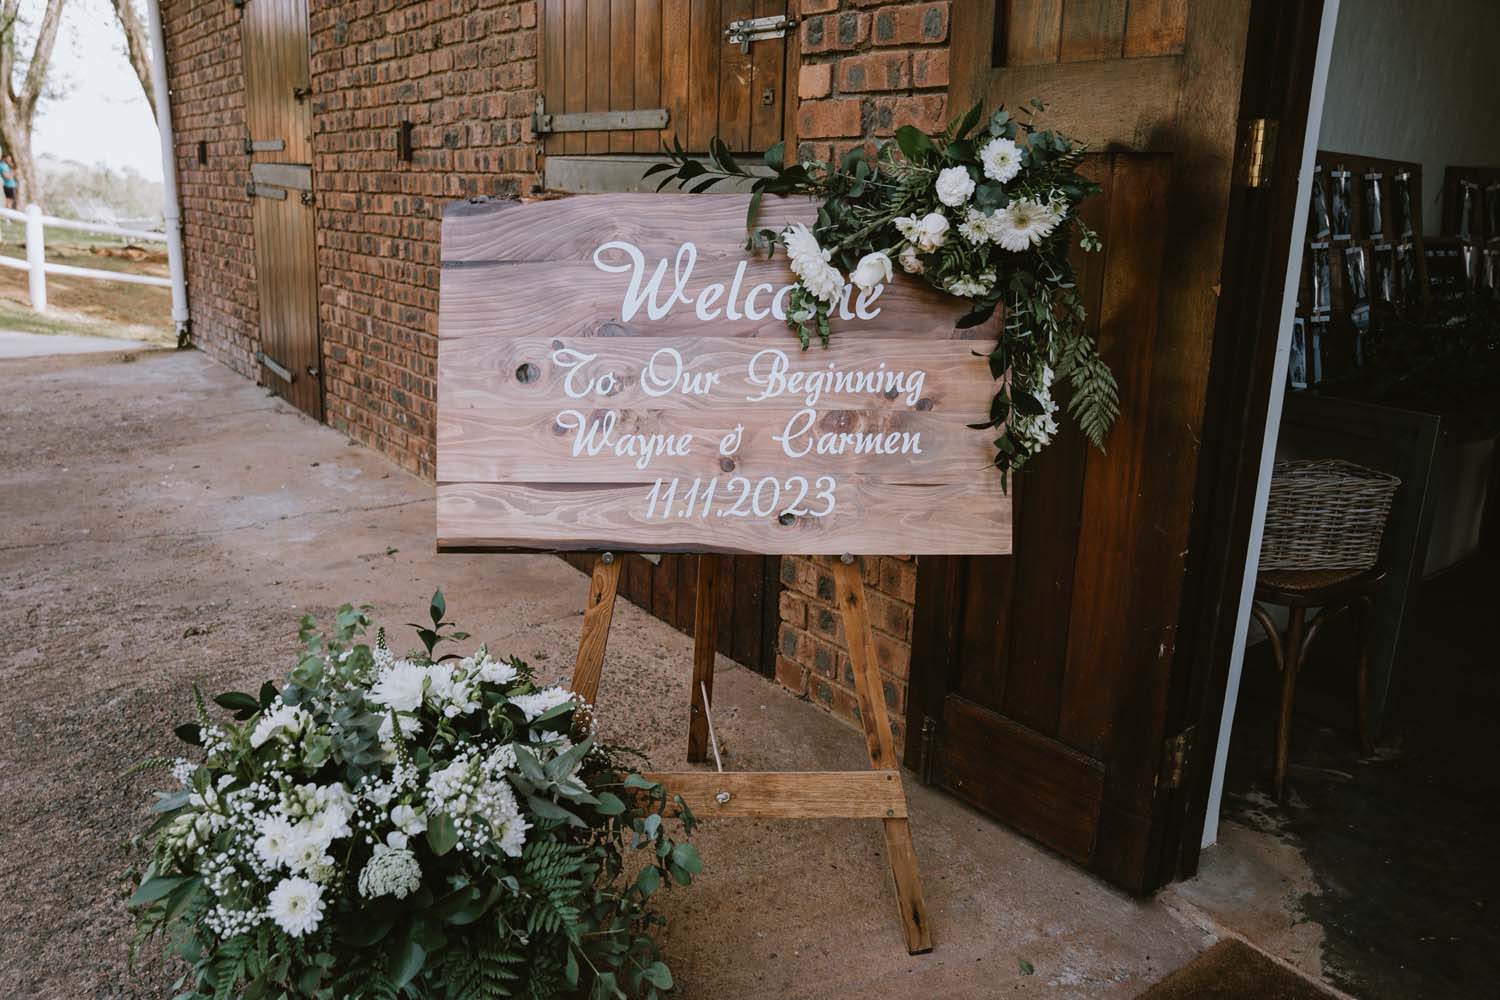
[435,194,1011,555]
[437,194,1016,955]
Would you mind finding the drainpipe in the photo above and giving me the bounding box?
[145,0,190,347]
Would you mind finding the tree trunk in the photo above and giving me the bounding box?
[0,0,70,208]
[111,0,157,120]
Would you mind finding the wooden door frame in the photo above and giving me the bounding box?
[913,0,1330,892]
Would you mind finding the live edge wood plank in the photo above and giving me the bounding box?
[640,770,909,819]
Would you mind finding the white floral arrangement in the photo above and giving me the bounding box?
[655,102,1118,487]
[130,594,698,1000]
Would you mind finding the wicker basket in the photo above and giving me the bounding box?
[1259,459,1401,571]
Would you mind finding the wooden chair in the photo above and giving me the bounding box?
[1250,567,1384,800]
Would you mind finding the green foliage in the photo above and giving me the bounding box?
[650,100,1116,485]
[129,593,699,1000]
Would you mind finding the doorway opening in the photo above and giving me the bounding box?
[1185,4,1500,997]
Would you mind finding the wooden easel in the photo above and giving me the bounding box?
[568,551,932,955]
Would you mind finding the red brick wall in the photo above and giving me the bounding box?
[307,0,541,476]
[771,1,952,749]
[795,0,950,163]
[161,0,946,741]
[161,0,260,379]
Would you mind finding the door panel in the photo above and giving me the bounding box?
[908,1,1257,893]
[243,0,321,421]
[541,0,789,155]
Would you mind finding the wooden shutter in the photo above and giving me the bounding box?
[540,0,790,156]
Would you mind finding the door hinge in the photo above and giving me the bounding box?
[725,14,796,52]
[1161,726,1195,790]
[1236,117,1279,189]
[531,95,669,135]
[918,716,939,786]
[258,352,294,384]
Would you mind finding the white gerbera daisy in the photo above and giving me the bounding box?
[979,136,1023,184]
[994,198,1059,251]
[267,877,326,937]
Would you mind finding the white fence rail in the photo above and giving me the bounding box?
[0,203,172,313]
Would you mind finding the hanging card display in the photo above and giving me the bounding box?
[1330,168,1353,240]
[1362,172,1383,239]
[1394,172,1415,239]
[1309,166,1331,240]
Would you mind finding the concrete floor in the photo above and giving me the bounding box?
[0,329,159,359]
[2,349,1261,998]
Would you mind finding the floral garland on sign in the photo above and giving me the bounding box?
[129,594,697,1000]
[652,101,1119,488]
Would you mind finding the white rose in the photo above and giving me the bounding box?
[849,251,893,291]
[897,246,923,274]
[913,212,949,252]
[934,166,975,207]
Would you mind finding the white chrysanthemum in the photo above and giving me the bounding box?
[849,251,893,292]
[979,136,1023,184]
[377,711,423,746]
[286,828,334,875]
[475,654,518,686]
[267,877,325,937]
[912,212,949,252]
[893,215,921,242]
[935,166,976,207]
[993,198,1059,252]
[496,814,531,859]
[958,208,991,244]
[368,660,430,713]
[782,223,845,304]
[357,843,422,900]
[426,662,481,718]
[897,245,924,274]
[510,686,575,722]
[249,703,313,749]
[254,814,299,870]
[391,803,428,836]
[946,270,997,299]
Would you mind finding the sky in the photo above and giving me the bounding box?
[32,0,163,181]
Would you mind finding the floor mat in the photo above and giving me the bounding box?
[1138,940,1338,999]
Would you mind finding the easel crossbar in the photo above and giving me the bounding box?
[641,769,908,819]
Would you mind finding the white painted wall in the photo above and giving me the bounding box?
[1201,0,1342,850]
[1317,0,1500,236]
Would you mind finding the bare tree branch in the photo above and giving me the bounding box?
[0,0,70,205]
[110,0,155,119]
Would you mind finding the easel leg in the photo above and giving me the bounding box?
[569,553,621,705]
[688,554,720,763]
[833,557,933,955]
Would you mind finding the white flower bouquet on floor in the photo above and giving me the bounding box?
[653,101,1118,488]
[130,593,698,1000]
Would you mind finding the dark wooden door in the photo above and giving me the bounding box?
[563,553,781,678]
[540,0,792,156]
[243,0,322,420]
[907,0,1290,893]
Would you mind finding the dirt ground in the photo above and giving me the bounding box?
[0,232,174,345]
[0,349,1229,999]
